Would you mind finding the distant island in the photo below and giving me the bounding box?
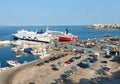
[87,24,120,29]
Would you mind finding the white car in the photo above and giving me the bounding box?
[57,62,66,67]
[71,65,79,70]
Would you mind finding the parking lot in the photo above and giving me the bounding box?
[11,51,92,84]
[11,51,110,84]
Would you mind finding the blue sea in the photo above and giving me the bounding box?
[0,25,120,68]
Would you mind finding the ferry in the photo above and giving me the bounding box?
[12,29,51,43]
[48,28,78,41]
[12,28,78,42]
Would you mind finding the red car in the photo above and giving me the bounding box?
[65,61,71,64]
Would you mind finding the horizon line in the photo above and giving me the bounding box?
[0,24,88,26]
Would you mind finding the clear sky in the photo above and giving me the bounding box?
[0,0,120,26]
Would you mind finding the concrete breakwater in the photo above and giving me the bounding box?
[87,24,120,29]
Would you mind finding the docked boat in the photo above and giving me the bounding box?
[31,49,43,56]
[12,28,78,42]
[12,29,51,43]
[47,28,78,41]
[7,60,21,67]
[31,48,51,59]
[16,55,22,58]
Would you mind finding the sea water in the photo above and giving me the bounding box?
[0,25,120,67]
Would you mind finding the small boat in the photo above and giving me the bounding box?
[31,49,43,56]
[7,60,21,67]
[24,47,32,53]
[24,61,28,63]
[16,55,22,58]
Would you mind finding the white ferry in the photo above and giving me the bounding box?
[12,28,78,42]
[12,29,51,43]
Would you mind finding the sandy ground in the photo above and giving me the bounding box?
[11,54,76,84]
[9,53,120,84]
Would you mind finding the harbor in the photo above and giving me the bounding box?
[0,31,120,84]
[1,0,120,84]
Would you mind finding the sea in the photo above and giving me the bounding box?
[0,25,120,68]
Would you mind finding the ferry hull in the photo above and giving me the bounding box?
[12,36,50,43]
[59,36,78,41]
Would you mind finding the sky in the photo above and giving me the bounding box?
[0,0,120,26]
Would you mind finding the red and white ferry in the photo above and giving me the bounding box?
[12,27,78,42]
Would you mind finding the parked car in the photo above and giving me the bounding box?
[69,58,76,62]
[60,74,68,80]
[51,64,57,67]
[57,62,66,67]
[54,55,61,59]
[85,58,97,63]
[77,60,90,68]
[36,62,44,66]
[29,81,35,84]
[73,56,81,59]
[52,67,59,71]
[105,54,112,58]
[55,55,61,59]
[55,78,64,83]
[49,58,54,61]
[64,70,75,75]
[71,65,79,70]
[52,57,57,60]
[101,60,108,63]
[65,61,71,64]
[102,65,110,71]
[44,60,50,63]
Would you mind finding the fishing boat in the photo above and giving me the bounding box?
[7,60,21,67]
